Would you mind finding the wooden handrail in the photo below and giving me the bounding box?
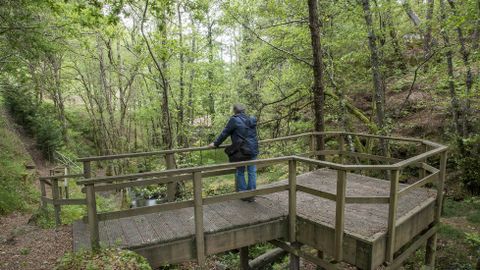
[77,156,294,185]
[77,132,316,162]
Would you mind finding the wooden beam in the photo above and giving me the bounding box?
[398,171,439,198]
[290,242,301,270]
[203,185,288,205]
[166,153,177,202]
[85,184,99,250]
[297,185,336,201]
[51,179,61,226]
[386,170,400,262]
[54,199,87,205]
[193,171,205,268]
[334,170,346,262]
[289,159,297,243]
[345,196,390,204]
[270,240,337,270]
[249,248,287,269]
[386,225,438,270]
[77,156,292,185]
[240,246,250,270]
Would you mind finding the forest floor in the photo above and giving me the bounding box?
[0,106,72,270]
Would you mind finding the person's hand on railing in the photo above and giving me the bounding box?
[208,143,215,148]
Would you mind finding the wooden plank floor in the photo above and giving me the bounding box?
[73,168,436,252]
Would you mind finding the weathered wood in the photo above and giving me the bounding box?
[193,171,205,267]
[386,225,438,270]
[240,246,250,270]
[89,174,192,192]
[398,171,439,197]
[289,159,297,243]
[249,248,287,269]
[77,156,292,185]
[270,240,337,270]
[85,184,99,249]
[290,242,301,270]
[40,180,47,208]
[39,173,85,180]
[166,153,177,202]
[51,179,61,225]
[425,150,447,268]
[203,185,288,205]
[334,170,346,261]
[386,170,400,262]
[345,196,390,204]
[317,250,325,270]
[297,185,336,201]
[340,151,401,163]
[394,146,447,169]
[54,198,87,205]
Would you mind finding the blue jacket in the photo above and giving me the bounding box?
[213,113,259,156]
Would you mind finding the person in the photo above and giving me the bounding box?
[208,104,259,202]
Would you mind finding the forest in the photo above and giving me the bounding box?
[0,0,479,269]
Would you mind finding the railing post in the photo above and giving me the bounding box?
[334,170,346,262]
[83,160,99,250]
[386,169,400,263]
[419,143,428,179]
[193,171,205,269]
[288,159,297,242]
[40,179,47,209]
[166,153,177,202]
[85,184,99,250]
[52,178,61,226]
[425,150,447,269]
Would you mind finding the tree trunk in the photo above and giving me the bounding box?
[177,2,186,147]
[439,0,464,137]
[448,0,473,134]
[307,0,326,156]
[360,0,388,155]
[473,0,480,50]
[424,0,435,59]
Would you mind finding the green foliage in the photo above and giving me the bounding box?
[0,101,38,214]
[55,247,152,270]
[1,86,64,158]
[454,136,480,194]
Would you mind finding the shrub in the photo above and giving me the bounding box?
[454,136,480,195]
[55,248,152,270]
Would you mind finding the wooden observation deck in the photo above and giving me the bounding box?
[40,132,447,269]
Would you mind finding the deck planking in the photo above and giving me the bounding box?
[73,168,436,269]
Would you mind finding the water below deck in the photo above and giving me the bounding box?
[73,168,437,269]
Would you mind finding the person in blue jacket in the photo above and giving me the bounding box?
[209,104,259,202]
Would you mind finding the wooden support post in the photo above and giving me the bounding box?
[334,170,346,262]
[193,171,205,268]
[338,134,345,164]
[316,250,325,270]
[290,242,301,270]
[52,179,61,226]
[419,143,428,179]
[40,180,47,208]
[288,159,297,243]
[85,184,99,250]
[240,246,250,270]
[425,150,447,268]
[83,161,91,178]
[166,153,177,202]
[386,170,400,263]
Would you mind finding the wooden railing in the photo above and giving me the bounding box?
[72,131,447,268]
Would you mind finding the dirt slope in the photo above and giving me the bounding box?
[0,106,72,270]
